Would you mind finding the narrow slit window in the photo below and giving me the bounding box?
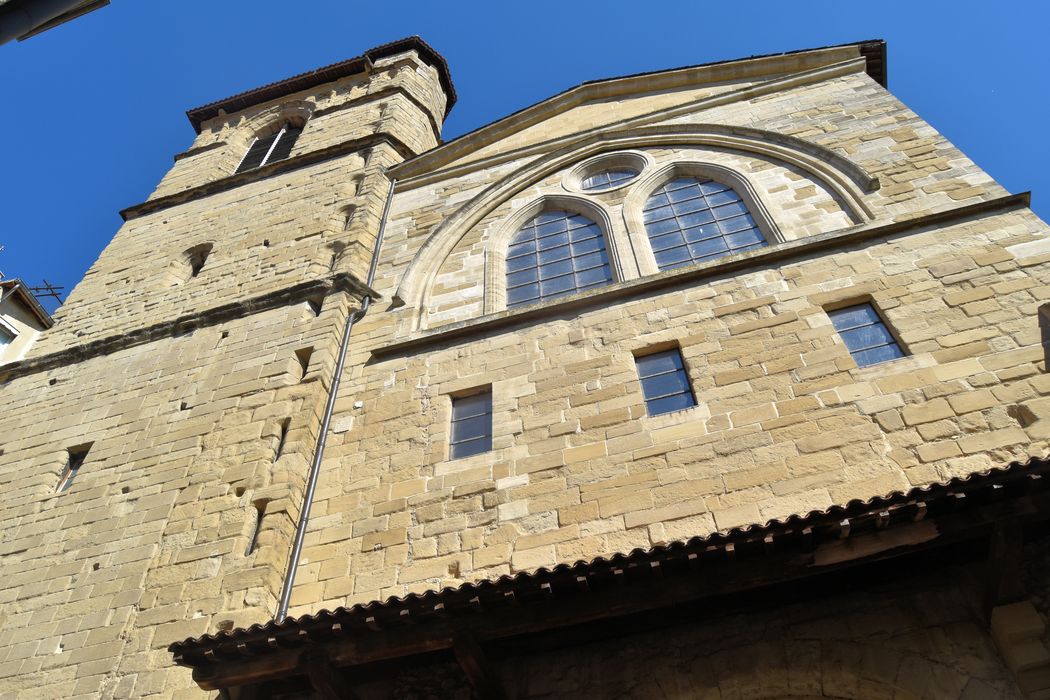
[635,349,696,416]
[450,390,492,460]
[57,444,92,492]
[235,124,303,174]
[274,419,290,461]
[828,303,906,367]
[294,347,314,381]
[245,504,264,556]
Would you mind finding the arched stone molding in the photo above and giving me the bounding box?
[223,100,317,174]
[623,161,784,277]
[394,124,877,331]
[481,193,628,316]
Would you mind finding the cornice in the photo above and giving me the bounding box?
[0,274,376,383]
[120,133,415,222]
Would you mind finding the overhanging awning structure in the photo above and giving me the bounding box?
[170,457,1050,697]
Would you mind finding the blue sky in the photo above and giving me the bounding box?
[4,1,1048,312]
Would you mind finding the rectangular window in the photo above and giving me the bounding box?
[450,390,492,460]
[636,349,696,416]
[57,444,91,492]
[828,303,906,367]
[0,324,14,349]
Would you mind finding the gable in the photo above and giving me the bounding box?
[391,42,883,183]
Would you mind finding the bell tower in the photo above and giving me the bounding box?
[0,37,453,698]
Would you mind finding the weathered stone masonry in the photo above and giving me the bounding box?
[3,37,1050,699]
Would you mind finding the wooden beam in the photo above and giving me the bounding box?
[453,634,505,700]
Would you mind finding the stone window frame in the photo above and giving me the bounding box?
[826,301,908,368]
[621,161,784,278]
[224,101,315,176]
[432,378,513,474]
[448,388,493,460]
[822,295,911,368]
[625,335,711,429]
[808,287,928,381]
[563,151,649,195]
[161,242,214,288]
[233,122,304,174]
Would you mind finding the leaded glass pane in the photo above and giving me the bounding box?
[635,349,696,416]
[506,210,613,308]
[450,391,492,459]
[828,304,906,367]
[642,178,767,271]
[581,168,639,192]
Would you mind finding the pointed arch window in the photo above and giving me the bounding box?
[642,178,766,271]
[235,123,303,174]
[506,210,612,308]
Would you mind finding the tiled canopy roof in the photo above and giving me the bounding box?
[171,454,1050,673]
[185,36,456,133]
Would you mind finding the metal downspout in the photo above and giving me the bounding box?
[275,177,396,621]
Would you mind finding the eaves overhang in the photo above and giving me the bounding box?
[184,36,456,134]
[170,453,1050,690]
[0,278,54,328]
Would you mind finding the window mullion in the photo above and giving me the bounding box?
[260,125,287,168]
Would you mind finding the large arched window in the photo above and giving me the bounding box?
[642,177,766,271]
[505,210,613,308]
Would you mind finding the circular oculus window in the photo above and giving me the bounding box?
[580,168,639,192]
[566,151,648,194]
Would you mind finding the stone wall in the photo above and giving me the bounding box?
[0,295,364,697]
[293,204,1050,615]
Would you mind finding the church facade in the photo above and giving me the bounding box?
[2,37,1050,699]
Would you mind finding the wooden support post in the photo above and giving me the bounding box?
[301,650,359,700]
[453,634,505,700]
[983,520,1026,622]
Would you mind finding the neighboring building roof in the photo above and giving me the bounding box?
[0,279,54,328]
[0,0,108,43]
[170,454,1050,687]
[185,36,457,133]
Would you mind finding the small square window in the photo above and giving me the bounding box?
[0,325,15,349]
[636,349,696,416]
[828,303,906,367]
[450,390,492,460]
